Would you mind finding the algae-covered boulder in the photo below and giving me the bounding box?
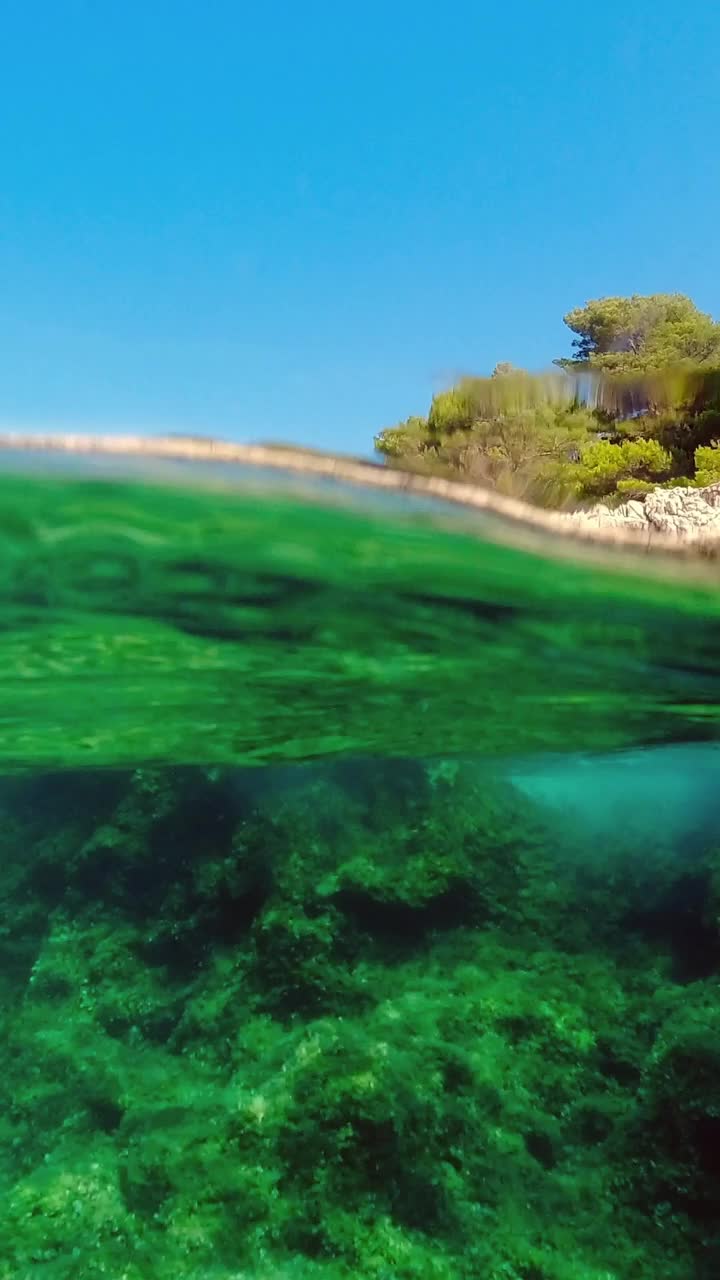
[308,760,574,942]
[634,1000,720,1220]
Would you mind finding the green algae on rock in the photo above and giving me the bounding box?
[1,759,720,1279]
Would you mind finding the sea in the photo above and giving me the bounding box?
[0,447,718,1280]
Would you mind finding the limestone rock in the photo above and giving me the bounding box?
[566,482,720,541]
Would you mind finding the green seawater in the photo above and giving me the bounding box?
[1,452,720,1279]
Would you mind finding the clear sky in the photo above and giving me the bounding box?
[1,1,719,456]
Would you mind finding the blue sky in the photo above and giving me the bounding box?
[1,1,719,456]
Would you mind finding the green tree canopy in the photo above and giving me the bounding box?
[693,442,720,487]
[375,388,594,505]
[557,294,720,374]
[571,438,674,501]
[374,292,720,508]
[372,415,429,460]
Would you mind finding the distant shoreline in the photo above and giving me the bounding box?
[0,430,718,567]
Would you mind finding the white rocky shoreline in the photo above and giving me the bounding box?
[565,482,720,541]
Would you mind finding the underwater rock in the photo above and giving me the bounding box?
[634,1002,720,1220]
[0,761,716,1278]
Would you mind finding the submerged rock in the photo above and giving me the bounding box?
[1,760,718,1279]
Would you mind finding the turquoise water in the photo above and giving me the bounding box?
[0,452,718,1278]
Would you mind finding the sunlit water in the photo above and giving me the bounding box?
[0,451,719,1279]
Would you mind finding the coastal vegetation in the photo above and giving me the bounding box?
[375,294,720,505]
